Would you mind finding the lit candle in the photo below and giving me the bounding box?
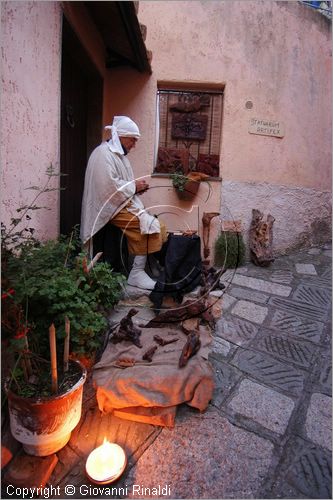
[85,438,127,484]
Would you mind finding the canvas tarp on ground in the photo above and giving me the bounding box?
[93,326,214,427]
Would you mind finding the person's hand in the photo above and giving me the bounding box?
[135,179,149,194]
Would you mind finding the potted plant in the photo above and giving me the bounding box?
[171,171,210,201]
[1,168,125,456]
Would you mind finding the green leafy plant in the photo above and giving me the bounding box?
[214,231,246,269]
[1,167,125,397]
[171,171,210,193]
[171,172,189,192]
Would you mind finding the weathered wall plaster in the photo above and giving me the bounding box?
[138,0,332,189]
[129,0,331,253]
[221,180,332,257]
[1,1,62,240]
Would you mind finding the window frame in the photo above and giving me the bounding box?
[153,82,225,180]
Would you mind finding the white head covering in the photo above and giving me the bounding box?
[105,116,141,154]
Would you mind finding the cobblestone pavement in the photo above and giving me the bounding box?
[2,245,331,499]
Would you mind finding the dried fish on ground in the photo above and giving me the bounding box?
[179,332,201,368]
[142,345,158,362]
[111,308,142,348]
[115,358,136,368]
[200,266,225,296]
[145,300,207,328]
[153,335,179,346]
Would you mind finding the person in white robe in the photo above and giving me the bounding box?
[80,116,165,290]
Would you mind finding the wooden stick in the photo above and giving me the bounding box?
[87,252,103,272]
[76,252,103,287]
[23,336,33,379]
[64,316,70,373]
[49,323,58,393]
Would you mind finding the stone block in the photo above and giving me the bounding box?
[232,274,292,297]
[252,331,317,368]
[229,286,269,304]
[314,355,332,395]
[278,436,332,499]
[231,300,268,324]
[219,269,236,285]
[210,359,242,407]
[227,379,294,434]
[268,296,327,321]
[216,316,259,346]
[231,348,305,396]
[211,335,231,356]
[3,451,58,488]
[301,274,332,289]
[220,293,237,310]
[125,408,274,499]
[1,428,20,469]
[305,393,332,451]
[292,284,331,309]
[267,309,324,343]
[295,263,317,275]
[270,269,294,284]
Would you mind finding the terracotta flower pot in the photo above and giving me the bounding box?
[6,361,87,456]
[176,179,200,201]
[69,351,96,371]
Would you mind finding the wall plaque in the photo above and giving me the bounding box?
[171,113,208,140]
[196,153,220,177]
[155,147,189,174]
[249,118,285,138]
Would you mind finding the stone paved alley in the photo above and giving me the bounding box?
[2,244,332,499]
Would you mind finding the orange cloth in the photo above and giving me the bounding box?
[111,207,167,255]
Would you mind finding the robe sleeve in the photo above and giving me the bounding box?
[81,144,136,244]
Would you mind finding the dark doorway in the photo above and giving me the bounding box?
[60,17,103,235]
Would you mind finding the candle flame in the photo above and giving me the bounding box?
[86,440,126,483]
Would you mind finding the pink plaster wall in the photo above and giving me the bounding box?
[104,0,331,254]
[1,1,62,240]
[137,0,332,191]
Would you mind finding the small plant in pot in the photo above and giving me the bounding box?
[1,168,126,456]
[171,171,210,201]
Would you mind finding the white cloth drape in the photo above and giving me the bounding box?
[80,141,160,245]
